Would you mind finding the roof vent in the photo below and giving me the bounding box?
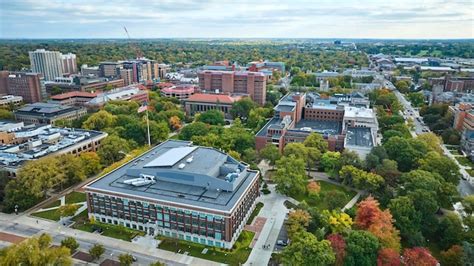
[178,163,186,169]
[186,156,193,163]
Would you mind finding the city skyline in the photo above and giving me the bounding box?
[1,0,473,39]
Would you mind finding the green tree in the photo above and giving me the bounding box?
[304,132,328,153]
[281,230,336,266]
[440,245,464,266]
[388,196,422,245]
[462,195,474,215]
[395,80,410,93]
[196,109,225,125]
[0,233,71,265]
[418,151,460,185]
[407,92,425,107]
[58,204,79,218]
[230,97,257,120]
[259,144,280,167]
[89,244,105,261]
[383,136,426,172]
[118,253,134,266]
[0,109,14,120]
[60,237,79,253]
[344,230,380,266]
[284,143,308,161]
[438,213,464,250]
[325,190,349,210]
[97,135,130,165]
[321,151,341,177]
[79,152,102,176]
[82,110,117,131]
[274,155,307,196]
[178,122,209,140]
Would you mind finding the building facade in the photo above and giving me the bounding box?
[184,93,244,119]
[62,53,77,75]
[14,102,87,124]
[85,140,260,248]
[29,49,64,81]
[198,71,266,105]
[0,71,44,103]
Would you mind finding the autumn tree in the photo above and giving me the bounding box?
[168,115,182,130]
[60,237,79,253]
[322,210,353,233]
[287,209,312,238]
[89,244,105,261]
[355,197,401,251]
[377,248,401,266]
[402,247,438,266]
[307,180,321,198]
[440,245,463,266]
[79,152,102,176]
[327,234,346,266]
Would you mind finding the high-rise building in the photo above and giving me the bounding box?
[29,49,64,81]
[0,71,44,103]
[120,68,133,86]
[99,62,122,78]
[198,70,267,105]
[61,53,77,75]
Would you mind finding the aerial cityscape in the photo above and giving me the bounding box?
[0,0,473,265]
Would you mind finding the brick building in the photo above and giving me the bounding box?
[198,71,266,105]
[85,140,260,249]
[0,71,44,103]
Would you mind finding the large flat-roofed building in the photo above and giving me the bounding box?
[184,93,244,119]
[256,92,378,158]
[160,84,197,100]
[86,84,148,108]
[49,91,97,106]
[0,71,44,103]
[0,123,107,176]
[14,102,87,124]
[198,70,266,105]
[85,140,260,248]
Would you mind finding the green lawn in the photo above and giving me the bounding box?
[42,200,61,209]
[72,215,144,242]
[246,202,264,225]
[65,191,87,204]
[31,208,62,221]
[158,230,255,266]
[456,156,474,168]
[292,180,356,210]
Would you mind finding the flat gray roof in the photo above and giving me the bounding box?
[294,119,342,135]
[345,127,374,147]
[86,140,259,213]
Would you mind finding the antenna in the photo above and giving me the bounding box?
[123,26,143,59]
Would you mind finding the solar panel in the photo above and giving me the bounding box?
[144,146,197,167]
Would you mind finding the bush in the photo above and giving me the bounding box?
[60,237,79,253]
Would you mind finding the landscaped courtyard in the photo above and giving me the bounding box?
[291,180,357,210]
[157,230,255,265]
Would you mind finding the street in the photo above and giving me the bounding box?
[392,85,474,196]
[0,212,216,266]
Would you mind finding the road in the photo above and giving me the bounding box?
[392,85,474,196]
[0,212,218,266]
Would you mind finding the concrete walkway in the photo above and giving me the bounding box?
[245,184,290,266]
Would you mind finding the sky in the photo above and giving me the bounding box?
[0,0,473,39]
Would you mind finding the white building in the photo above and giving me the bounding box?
[29,49,64,81]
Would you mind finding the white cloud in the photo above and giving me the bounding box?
[0,0,472,38]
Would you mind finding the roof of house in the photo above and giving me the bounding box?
[185,93,242,104]
[50,91,98,100]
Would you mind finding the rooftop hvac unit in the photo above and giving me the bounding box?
[186,156,193,163]
[178,163,186,169]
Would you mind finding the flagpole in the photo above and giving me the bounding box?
[146,106,151,146]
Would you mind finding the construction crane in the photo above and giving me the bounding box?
[123,26,143,59]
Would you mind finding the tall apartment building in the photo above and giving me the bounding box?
[121,58,160,83]
[0,71,44,103]
[85,140,260,248]
[198,71,266,105]
[61,53,77,75]
[120,69,133,86]
[29,49,64,81]
[99,62,122,78]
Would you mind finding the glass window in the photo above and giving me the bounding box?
[164,214,169,221]
[186,236,191,241]
[157,213,163,220]
[215,232,222,240]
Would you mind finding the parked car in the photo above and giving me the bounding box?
[277,240,288,246]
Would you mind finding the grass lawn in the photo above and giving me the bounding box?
[65,191,87,204]
[72,218,145,242]
[72,209,88,222]
[31,208,62,221]
[43,200,61,209]
[158,230,255,266]
[456,156,474,168]
[291,180,356,210]
[246,202,264,225]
